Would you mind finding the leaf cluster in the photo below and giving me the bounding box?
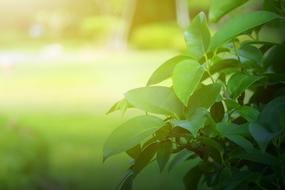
[105,1,285,189]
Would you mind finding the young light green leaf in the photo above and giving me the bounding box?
[227,72,264,98]
[107,98,132,115]
[209,11,280,51]
[188,83,222,114]
[125,86,184,117]
[147,55,191,86]
[249,122,275,151]
[209,0,249,22]
[184,12,211,60]
[173,60,204,106]
[157,140,172,172]
[103,115,164,161]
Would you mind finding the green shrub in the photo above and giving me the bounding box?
[0,124,49,190]
[105,0,285,189]
[130,22,185,50]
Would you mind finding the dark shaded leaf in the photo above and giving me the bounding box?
[210,102,225,122]
[227,72,264,98]
[157,140,172,172]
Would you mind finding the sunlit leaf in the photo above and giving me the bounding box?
[209,11,280,51]
[147,55,191,86]
[173,60,204,106]
[107,98,132,114]
[103,116,164,161]
[184,12,211,59]
[209,0,249,22]
[125,86,184,117]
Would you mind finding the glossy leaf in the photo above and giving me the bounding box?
[184,12,211,59]
[249,122,275,151]
[209,11,280,51]
[147,55,191,86]
[103,115,164,161]
[156,140,172,172]
[173,60,204,106]
[209,0,249,22]
[125,86,184,117]
[227,72,264,98]
[188,83,222,114]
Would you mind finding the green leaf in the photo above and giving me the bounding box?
[249,122,275,151]
[227,72,264,98]
[103,115,164,161]
[209,0,249,22]
[188,83,222,114]
[156,140,172,172]
[147,55,191,86]
[133,143,159,175]
[171,108,209,138]
[209,11,280,51]
[238,45,263,67]
[173,60,204,106]
[225,134,254,152]
[107,99,132,114]
[263,45,285,73]
[259,96,285,133]
[183,164,203,190]
[126,145,141,160]
[168,149,195,171]
[184,12,211,59]
[234,149,277,166]
[125,86,184,117]
[216,122,249,137]
[210,102,225,122]
[236,106,260,122]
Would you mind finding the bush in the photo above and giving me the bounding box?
[0,123,49,190]
[105,0,285,189]
[130,22,185,50]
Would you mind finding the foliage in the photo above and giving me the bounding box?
[0,124,49,190]
[105,1,285,189]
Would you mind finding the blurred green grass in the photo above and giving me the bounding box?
[0,49,190,189]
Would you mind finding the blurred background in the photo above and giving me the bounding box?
[0,0,278,189]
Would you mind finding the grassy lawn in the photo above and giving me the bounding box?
[0,49,189,189]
